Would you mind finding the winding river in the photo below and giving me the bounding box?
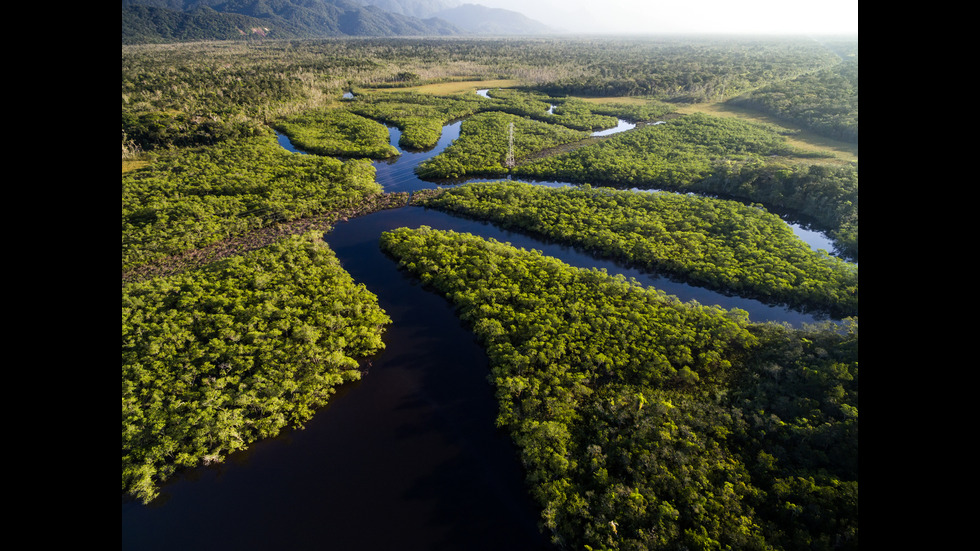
[122,98,845,550]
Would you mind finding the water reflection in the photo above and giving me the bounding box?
[591,118,636,136]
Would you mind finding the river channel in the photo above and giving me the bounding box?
[121,97,844,550]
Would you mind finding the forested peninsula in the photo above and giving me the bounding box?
[415,181,857,318]
[380,226,857,551]
[123,36,858,550]
[122,232,391,504]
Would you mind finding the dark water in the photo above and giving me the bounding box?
[124,114,840,550]
[122,206,552,550]
[368,207,823,326]
[373,122,465,192]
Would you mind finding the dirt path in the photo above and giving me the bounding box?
[122,192,411,285]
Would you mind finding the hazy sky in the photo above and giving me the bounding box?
[470,0,858,35]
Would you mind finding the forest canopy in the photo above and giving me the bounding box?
[417,181,858,318]
[272,108,399,158]
[122,36,858,549]
[122,133,382,272]
[380,226,858,551]
[122,37,852,150]
[513,113,801,187]
[507,113,858,260]
[728,51,858,143]
[122,231,391,504]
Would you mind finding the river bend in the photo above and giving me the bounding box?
[122,99,843,550]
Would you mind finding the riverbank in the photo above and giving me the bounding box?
[122,192,412,284]
[517,118,675,165]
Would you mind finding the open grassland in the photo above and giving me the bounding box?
[675,101,857,163]
[576,95,660,106]
[365,78,522,95]
[122,160,150,173]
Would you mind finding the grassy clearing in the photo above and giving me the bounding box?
[575,95,658,106]
[675,102,858,163]
[122,160,149,173]
[365,79,522,96]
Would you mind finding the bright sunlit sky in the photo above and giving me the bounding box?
[470,0,858,35]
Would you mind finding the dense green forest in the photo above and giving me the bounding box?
[380,227,857,551]
[526,39,845,102]
[272,108,400,158]
[122,132,382,272]
[416,182,857,317]
[122,0,462,44]
[697,160,858,259]
[122,232,391,503]
[415,110,590,179]
[513,113,799,185]
[122,37,852,149]
[727,47,858,143]
[505,113,858,259]
[122,36,857,547]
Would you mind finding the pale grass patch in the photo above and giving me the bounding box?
[575,96,654,106]
[366,79,522,95]
[122,160,149,173]
[675,102,858,164]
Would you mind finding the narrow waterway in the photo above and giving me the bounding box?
[277,111,839,256]
[122,207,553,549]
[124,103,845,550]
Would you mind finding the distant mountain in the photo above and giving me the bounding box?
[353,0,460,19]
[122,0,463,44]
[123,4,287,43]
[430,3,552,35]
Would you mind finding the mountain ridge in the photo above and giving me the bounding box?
[122,0,464,43]
[122,0,553,43]
[352,0,460,19]
[431,3,553,35]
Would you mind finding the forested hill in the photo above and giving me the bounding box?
[355,0,460,19]
[356,1,552,34]
[430,4,553,35]
[121,0,463,44]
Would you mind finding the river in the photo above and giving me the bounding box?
[122,100,844,550]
